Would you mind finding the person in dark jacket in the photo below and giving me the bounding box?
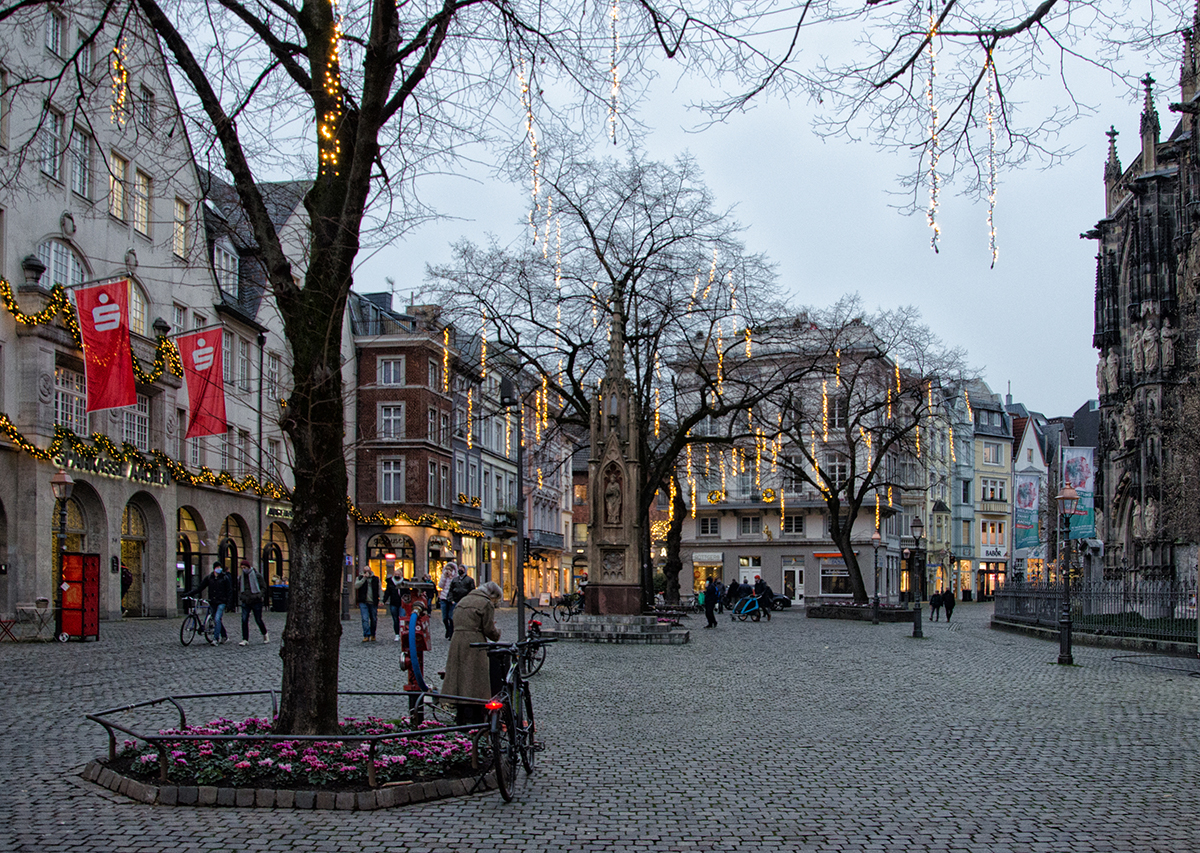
[703,577,719,628]
[753,576,772,622]
[942,587,956,622]
[355,567,381,641]
[237,559,269,645]
[185,562,234,644]
[714,579,725,614]
[929,590,942,621]
[383,571,405,641]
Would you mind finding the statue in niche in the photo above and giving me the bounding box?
[1120,401,1135,446]
[603,466,622,526]
[1144,316,1160,373]
[1132,502,1143,539]
[1104,352,1119,394]
[1131,328,1145,373]
[1096,359,1106,395]
[1160,319,1176,368]
[1144,499,1158,537]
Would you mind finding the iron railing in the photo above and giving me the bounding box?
[995,578,1199,645]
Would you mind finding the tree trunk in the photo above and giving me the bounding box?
[274,280,351,735]
[661,477,686,604]
[830,521,869,604]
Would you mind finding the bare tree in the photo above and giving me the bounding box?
[431,153,804,603]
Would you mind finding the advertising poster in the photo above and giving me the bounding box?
[1014,473,1041,551]
[1061,447,1096,539]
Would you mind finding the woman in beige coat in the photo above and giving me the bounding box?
[442,581,502,724]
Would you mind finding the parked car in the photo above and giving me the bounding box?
[770,594,795,610]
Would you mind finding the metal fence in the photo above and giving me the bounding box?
[995,578,1199,645]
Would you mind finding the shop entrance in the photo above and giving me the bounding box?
[50,496,86,598]
[121,502,147,617]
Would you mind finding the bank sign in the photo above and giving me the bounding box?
[54,450,172,488]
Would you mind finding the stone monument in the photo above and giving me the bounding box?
[585,299,643,615]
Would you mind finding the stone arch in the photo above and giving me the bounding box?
[217,514,250,569]
[123,491,165,616]
[52,480,107,600]
[261,521,291,583]
[366,533,415,581]
[177,505,207,595]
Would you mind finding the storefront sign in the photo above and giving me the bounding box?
[54,450,172,487]
[691,552,723,563]
[266,504,293,520]
[980,544,1008,559]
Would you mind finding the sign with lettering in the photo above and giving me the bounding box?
[266,505,293,520]
[53,450,172,487]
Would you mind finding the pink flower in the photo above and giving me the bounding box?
[234,761,252,769]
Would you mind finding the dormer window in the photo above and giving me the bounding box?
[214,241,237,297]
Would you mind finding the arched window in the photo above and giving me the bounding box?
[37,239,85,288]
[128,279,148,335]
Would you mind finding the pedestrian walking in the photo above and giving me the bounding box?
[355,566,380,641]
[714,579,725,614]
[184,562,233,644]
[942,587,956,622]
[703,577,719,628]
[929,590,942,622]
[753,575,772,622]
[442,581,502,725]
[237,559,269,645]
[438,561,456,638]
[383,571,405,641]
[445,565,476,639]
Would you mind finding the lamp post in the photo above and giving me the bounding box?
[50,468,75,637]
[871,528,882,624]
[910,516,924,638]
[1055,483,1079,665]
[499,376,527,641]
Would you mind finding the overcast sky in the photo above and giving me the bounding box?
[353,33,1183,420]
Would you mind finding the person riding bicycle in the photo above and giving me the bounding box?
[753,575,773,622]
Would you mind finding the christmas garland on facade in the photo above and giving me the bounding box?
[0,277,183,384]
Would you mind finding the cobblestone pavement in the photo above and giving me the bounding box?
[3,601,1199,852]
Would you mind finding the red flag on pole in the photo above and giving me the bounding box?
[74,280,137,413]
[177,329,227,438]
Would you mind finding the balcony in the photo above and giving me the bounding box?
[979,501,1009,514]
[529,530,565,552]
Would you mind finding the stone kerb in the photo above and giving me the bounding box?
[80,760,495,809]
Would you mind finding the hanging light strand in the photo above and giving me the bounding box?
[517,57,541,243]
[607,0,621,142]
[985,50,999,268]
[925,0,941,252]
[317,0,345,176]
[110,40,129,125]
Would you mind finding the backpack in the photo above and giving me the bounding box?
[449,574,475,603]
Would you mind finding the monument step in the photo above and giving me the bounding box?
[540,627,690,645]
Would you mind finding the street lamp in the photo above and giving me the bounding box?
[499,376,527,642]
[871,528,882,624]
[910,516,924,639]
[50,468,75,637]
[1055,483,1079,665]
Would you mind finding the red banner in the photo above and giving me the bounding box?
[74,280,136,413]
[178,329,227,438]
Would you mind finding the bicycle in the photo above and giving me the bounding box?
[470,636,555,801]
[519,606,549,677]
[179,597,215,645]
[553,592,585,623]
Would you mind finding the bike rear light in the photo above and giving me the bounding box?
[485,700,504,711]
[530,620,541,628]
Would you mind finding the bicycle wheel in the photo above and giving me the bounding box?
[554,603,571,623]
[518,688,537,774]
[750,609,761,623]
[491,722,518,801]
[202,613,216,645]
[519,643,546,677]
[180,614,198,646]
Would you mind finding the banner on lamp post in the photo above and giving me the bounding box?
[177,328,227,438]
[74,279,137,413]
[1014,473,1041,552]
[1061,447,1096,540]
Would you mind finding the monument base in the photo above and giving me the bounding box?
[585,584,641,616]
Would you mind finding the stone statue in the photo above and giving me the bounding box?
[1133,502,1143,539]
[1144,499,1158,537]
[1144,319,1160,372]
[1096,359,1106,395]
[1104,352,1119,395]
[603,467,622,526]
[1160,319,1176,368]
[1131,328,1145,373]
[1119,401,1135,446]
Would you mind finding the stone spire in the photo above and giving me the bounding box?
[605,293,625,384]
[1181,28,1196,104]
[1140,74,1160,172]
[1104,126,1122,216]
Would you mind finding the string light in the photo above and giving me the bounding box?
[716,321,724,395]
[745,326,752,359]
[317,0,345,175]
[822,380,829,441]
[538,467,543,489]
[517,57,541,243]
[110,41,129,125]
[668,476,675,524]
[836,349,841,387]
[607,0,621,142]
[350,503,486,537]
[949,423,956,462]
[654,387,660,437]
[728,271,737,316]
[702,251,717,300]
[467,388,473,448]
[479,308,487,378]
[964,389,973,421]
[985,50,999,268]
[591,281,599,328]
[442,328,450,393]
[925,0,941,252]
[895,362,901,394]
[875,492,880,529]
[887,386,892,421]
[704,443,711,477]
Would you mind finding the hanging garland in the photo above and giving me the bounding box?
[348,504,486,538]
[0,277,182,381]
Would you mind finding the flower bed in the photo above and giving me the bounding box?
[108,716,475,792]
